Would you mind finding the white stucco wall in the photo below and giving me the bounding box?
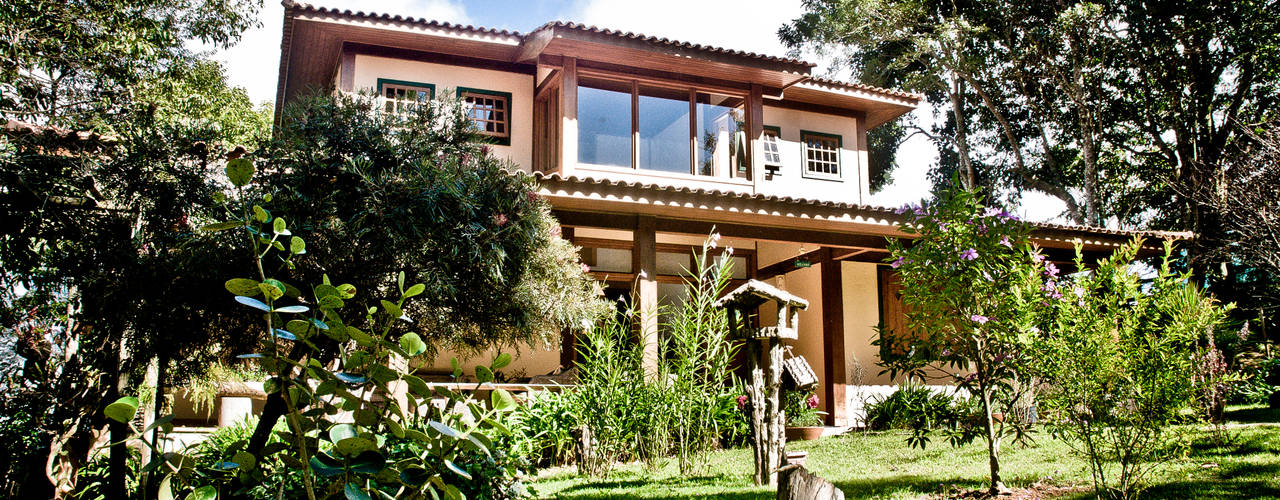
[350,54,535,171]
[758,106,869,205]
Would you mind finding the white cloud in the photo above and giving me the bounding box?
[567,0,804,59]
[210,0,472,105]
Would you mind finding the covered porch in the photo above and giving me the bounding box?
[535,170,1180,426]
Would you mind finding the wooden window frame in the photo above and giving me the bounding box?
[575,71,749,179]
[761,125,783,174]
[800,129,842,181]
[377,78,435,117]
[457,87,513,146]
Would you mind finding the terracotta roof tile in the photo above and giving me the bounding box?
[282,0,524,39]
[802,76,924,102]
[527,21,815,69]
[531,171,1190,241]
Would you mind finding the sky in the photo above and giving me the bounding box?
[209,0,1067,222]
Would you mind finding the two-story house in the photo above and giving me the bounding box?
[273,1,1177,426]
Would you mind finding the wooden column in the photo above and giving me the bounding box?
[819,248,848,426]
[559,57,578,176]
[560,226,577,369]
[632,215,659,378]
[747,83,764,187]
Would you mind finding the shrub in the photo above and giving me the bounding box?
[511,390,579,467]
[864,383,978,433]
[1036,240,1230,500]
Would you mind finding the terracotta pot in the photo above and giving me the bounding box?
[785,426,824,441]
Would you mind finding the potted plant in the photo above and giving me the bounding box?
[784,389,826,440]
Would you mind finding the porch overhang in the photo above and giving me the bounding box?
[534,171,1190,264]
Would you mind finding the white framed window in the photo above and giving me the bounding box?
[378,79,434,117]
[458,88,512,146]
[761,127,783,167]
[801,131,841,180]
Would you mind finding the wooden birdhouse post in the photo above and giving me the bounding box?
[715,280,809,487]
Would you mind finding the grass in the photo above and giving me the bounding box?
[531,405,1280,499]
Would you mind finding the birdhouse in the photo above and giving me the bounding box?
[716,279,809,340]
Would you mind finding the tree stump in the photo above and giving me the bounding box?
[777,465,845,500]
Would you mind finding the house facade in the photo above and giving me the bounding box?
[271,1,1178,427]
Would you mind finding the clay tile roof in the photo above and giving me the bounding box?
[530,171,1191,242]
[282,0,524,39]
[527,21,816,69]
[803,76,925,102]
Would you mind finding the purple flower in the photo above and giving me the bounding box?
[1044,262,1060,278]
[914,206,925,216]
[983,207,1002,218]
[971,314,990,324]
[891,256,905,269]
[1000,236,1012,248]
[960,248,979,260]
[895,204,912,215]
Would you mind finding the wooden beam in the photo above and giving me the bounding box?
[819,248,847,426]
[756,248,827,282]
[831,248,867,261]
[535,69,561,100]
[553,209,893,251]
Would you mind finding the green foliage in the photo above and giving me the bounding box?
[659,235,740,474]
[883,184,1046,492]
[863,384,979,435]
[0,0,262,129]
[136,60,273,147]
[1036,240,1232,500]
[510,390,579,467]
[257,90,607,353]
[197,158,530,500]
[527,234,742,477]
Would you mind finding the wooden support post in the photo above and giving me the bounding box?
[747,83,764,185]
[559,57,578,176]
[560,226,577,369]
[633,216,659,379]
[820,249,848,426]
[764,337,786,487]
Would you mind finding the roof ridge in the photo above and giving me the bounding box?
[540,21,815,68]
[282,0,525,37]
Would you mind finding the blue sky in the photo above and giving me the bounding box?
[209,0,1068,221]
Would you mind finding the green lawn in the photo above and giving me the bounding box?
[531,405,1280,499]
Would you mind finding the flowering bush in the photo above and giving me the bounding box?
[1036,240,1230,500]
[783,389,825,427]
[882,186,1047,494]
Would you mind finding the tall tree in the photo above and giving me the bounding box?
[781,0,1280,232]
[1,0,262,129]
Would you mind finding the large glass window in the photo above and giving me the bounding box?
[578,81,632,168]
[638,86,691,173]
[575,76,748,178]
[696,93,745,177]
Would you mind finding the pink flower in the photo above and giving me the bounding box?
[806,394,819,409]
[493,213,508,226]
[970,314,990,324]
[960,248,979,260]
[737,395,748,411]
[1044,262,1060,277]
[581,263,591,273]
